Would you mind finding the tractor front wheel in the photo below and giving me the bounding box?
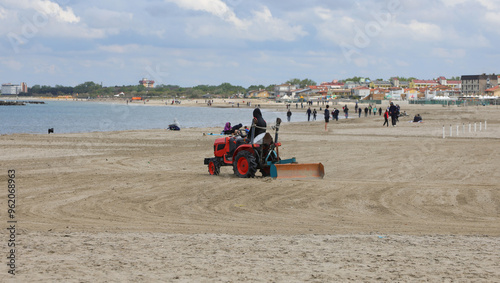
[233,151,257,178]
[208,159,220,175]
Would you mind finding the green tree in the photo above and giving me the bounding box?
[74,81,101,95]
[286,78,316,88]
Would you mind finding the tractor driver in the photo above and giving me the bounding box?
[252,108,267,144]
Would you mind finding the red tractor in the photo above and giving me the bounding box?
[204,118,324,179]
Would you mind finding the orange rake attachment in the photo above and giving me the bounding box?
[270,162,325,179]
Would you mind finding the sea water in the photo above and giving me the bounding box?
[0,100,310,134]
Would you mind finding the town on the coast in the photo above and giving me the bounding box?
[1,73,499,105]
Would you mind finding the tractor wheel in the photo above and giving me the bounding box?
[208,159,220,176]
[233,151,257,178]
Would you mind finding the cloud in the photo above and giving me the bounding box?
[242,6,307,41]
[167,0,244,28]
[0,6,6,19]
[36,0,79,23]
[407,20,442,41]
[167,0,306,41]
[484,12,500,32]
[98,44,141,53]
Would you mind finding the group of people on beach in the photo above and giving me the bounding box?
[216,101,413,135]
[319,102,406,130]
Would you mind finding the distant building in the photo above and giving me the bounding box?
[461,74,498,96]
[139,78,155,88]
[352,86,370,99]
[21,82,28,93]
[247,89,270,98]
[320,81,345,89]
[411,79,439,88]
[1,83,21,95]
[485,85,500,97]
[370,80,392,88]
[274,84,296,98]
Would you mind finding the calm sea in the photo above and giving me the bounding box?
[0,100,310,134]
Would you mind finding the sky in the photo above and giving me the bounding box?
[0,0,499,88]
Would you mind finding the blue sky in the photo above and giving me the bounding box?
[1,0,499,88]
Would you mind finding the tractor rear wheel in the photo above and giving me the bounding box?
[233,151,257,178]
[208,159,220,175]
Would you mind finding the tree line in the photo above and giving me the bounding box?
[23,81,278,98]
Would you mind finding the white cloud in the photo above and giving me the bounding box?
[167,0,244,28]
[98,44,141,54]
[0,6,6,19]
[36,0,79,23]
[441,0,468,7]
[242,6,307,41]
[168,0,306,41]
[312,7,358,45]
[407,20,442,41]
[484,11,500,32]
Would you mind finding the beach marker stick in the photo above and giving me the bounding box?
[474,123,477,132]
[462,123,465,135]
[457,125,459,137]
[443,125,445,139]
[450,125,452,137]
[485,121,487,131]
[480,122,482,131]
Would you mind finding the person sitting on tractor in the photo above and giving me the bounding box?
[228,108,266,159]
[252,108,267,144]
[231,123,243,133]
[228,126,249,159]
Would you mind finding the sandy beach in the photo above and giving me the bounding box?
[1,102,499,282]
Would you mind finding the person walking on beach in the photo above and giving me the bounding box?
[389,102,398,126]
[358,107,362,118]
[383,110,390,127]
[373,106,377,116]
[364,107,368,117]
[306,107,312,121]
[343,105,349,119]
[368,104,372,116]
[313,109,317,121]
[355,102,358,113]
[287,109,292,122]
[332,108,339,121]
[378,107,382,116]
[324,105,330,131]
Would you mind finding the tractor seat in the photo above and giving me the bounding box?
[254,132,273,145]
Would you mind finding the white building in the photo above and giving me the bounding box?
[1,83,21,95]
[274,84,297,98]
[388,88,403,100]
[352,87,370,99]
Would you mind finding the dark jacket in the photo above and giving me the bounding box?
[253,108,267,136]
[389,105,398,116]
